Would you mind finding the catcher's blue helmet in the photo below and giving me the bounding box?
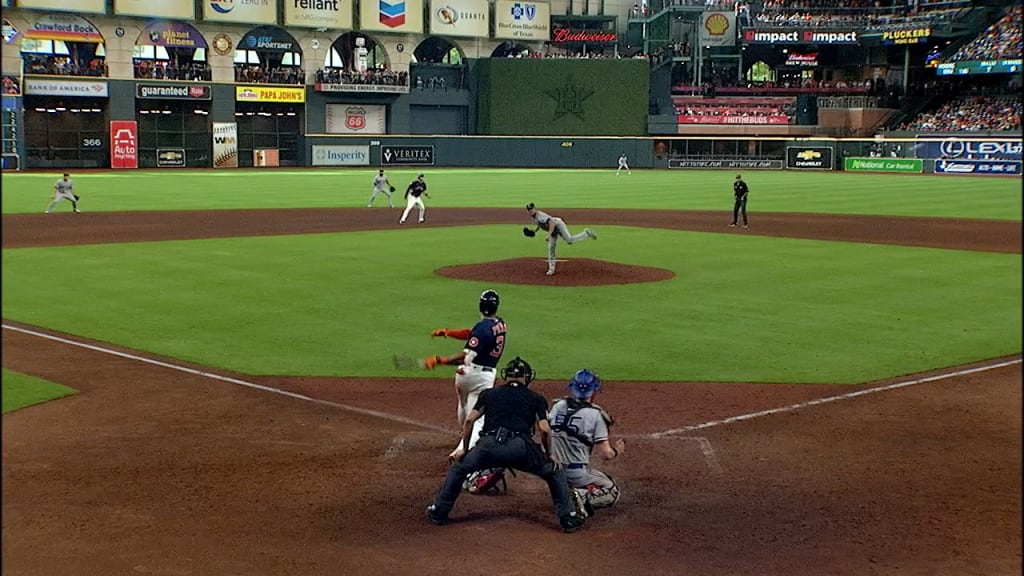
[479,289,500,316]
[567,369,602,399]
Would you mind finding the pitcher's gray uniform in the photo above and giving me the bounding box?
[368,170,393,208]
[548,369,623,509]
[46,173,80,213]
[616,153,631,175]
[526,203,596,276]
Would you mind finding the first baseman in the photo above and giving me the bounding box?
[45,173,80,213]
[525,203,597,276]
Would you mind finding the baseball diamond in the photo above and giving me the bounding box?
[1,206,1020,576]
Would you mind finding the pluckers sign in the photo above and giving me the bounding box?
[882,27,931,45]
[550,29,617,43]
[742,29,859,45]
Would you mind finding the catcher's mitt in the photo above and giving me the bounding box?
[522,227,536,238]
[389,186,396,193]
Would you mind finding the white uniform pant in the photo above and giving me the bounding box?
[451,363,497,454]
[400,196,425,223]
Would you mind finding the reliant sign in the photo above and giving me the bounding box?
[286,0,354,29]
[743,29,859,45]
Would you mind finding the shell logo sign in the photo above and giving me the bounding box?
[210,0,234,14]
[700,11,735,46]
[704,13,729,36]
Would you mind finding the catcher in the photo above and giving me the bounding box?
[367,168,394,208]
[524,203,597,276]
[45,172,81,214]
[548,369,624,512]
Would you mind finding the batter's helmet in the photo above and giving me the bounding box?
[501,356,535,386]
[567,369,602,399]
[479,289,500,316]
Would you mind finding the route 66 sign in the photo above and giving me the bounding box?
[345,107,366,131]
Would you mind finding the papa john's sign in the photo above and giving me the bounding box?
[110,120,138,169]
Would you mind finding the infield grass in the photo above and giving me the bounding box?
[1,369,78,413]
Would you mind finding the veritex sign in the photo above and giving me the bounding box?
[551,29,618,43]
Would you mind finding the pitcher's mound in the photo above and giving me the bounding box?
[437,258,675,286]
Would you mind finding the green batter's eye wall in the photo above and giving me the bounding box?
[476,58,651,137]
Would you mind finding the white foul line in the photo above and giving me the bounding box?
[651,358,1023,438]
[1,323,451,435]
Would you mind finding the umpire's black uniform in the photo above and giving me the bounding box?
[731,174,749,227]
[428,378,584,532]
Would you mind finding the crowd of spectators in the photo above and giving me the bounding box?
[23,55,107,77]
[315,67,408,87]
[3,75,20,95]
[753,6,967,29]
[234,65,304,85]
[949,5,1022,62]
[134,60,211,81]
[899,95,1022,131]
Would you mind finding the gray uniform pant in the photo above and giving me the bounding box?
[547,218,590,270]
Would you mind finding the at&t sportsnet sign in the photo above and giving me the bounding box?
[743,29,859,45]
[382,145,434,166]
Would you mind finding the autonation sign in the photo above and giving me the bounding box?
[914,137,1022,161]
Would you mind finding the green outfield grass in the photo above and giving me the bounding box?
[2,224,1020,384]
[1,369,78,413]
[2,169,1021,219]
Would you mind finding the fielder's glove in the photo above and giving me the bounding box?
[389,186,396,193]
[523,227,536,238]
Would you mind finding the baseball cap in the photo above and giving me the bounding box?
[526,202,535,210]
[417,173,424,178]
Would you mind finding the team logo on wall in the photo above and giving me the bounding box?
[544,77,595,121]
[213,33,233,55]
[511,2,536,20]
[380,0,407,28]
[345,107,367,130]
[210,0,235,14]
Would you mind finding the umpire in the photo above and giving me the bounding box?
[730,173,749,228]
[426,356,588,533]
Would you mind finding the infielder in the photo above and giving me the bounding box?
[616,153,631,175]
[422,289,507,464]
[525,203,597,276]
[399,173,430,224]
[45,172,80,213]
[548,369,624,511]
[368,169,394,208]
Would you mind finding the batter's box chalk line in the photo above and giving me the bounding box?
[623,433,725,478]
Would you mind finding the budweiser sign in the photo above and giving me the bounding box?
[551,29,618,43]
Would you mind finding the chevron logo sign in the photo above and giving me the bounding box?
[379,0,406,28]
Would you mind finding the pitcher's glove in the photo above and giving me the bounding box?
[523,227,536,238]
[389,186,396,193]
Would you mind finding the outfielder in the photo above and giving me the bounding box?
[368,168,394,208]
[45,172,80,213]
[422,289,507,464]
[524,202,597,276]
[616,153,631,175]
[399,173,430,224]
[549,369,624,511]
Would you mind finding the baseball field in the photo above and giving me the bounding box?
[2,168,1021,576]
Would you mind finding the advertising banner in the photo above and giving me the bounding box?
[236,86,306,103]
[934,159,1022,175]
[312,145,371,166]
[315,83,409,94]
[239,26,299,52]
[914,137,1022,161]
[25,78,108,97]
[360,0,425,33]
[429,0,489,38]
[17,0,105,14]
[136,83,211,100]
[137,20,207,49]
[677,115,789,125]
[494,0,550,41]
[326,104,386,134]
[699,11,736,47]
[742,29,858,45]
[381,145,434,166]
[669,159,783,169]
[844,157,922,173]
[881,27,930,45]
[157,148,186,167]
[203,0,278,25]
[110,121,139,169]
[785,52,817,67]
[253,149,279,167]
[286,0,354,29]
[550,28,617,43]
[212,122,238,168]
[936,59,1021,76]
[786,147,834,170]
[116,0,195,20]
[24,13,103,42]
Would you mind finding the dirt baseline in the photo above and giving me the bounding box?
[2,207,1021,576]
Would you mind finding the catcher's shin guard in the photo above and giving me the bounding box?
[583,482,621,508]
[463,468,508,495]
